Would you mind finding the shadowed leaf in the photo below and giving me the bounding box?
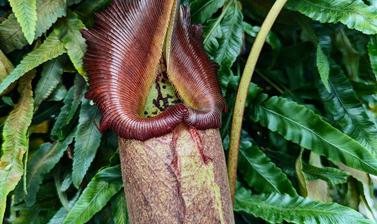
[239,135,297,196]
[316,44,330,92]
[72,98,102,188]
[190,0,225,24]
[23,133,75,206]
[34,57,65,110]
[51,76,85,140]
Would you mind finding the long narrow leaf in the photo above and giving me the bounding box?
[51,76,85,140]
[0,0,66,53]
[204,2,243,68]
[287,0,377,35]
[0,31,66,95]
[111,192,128,224]
[55,14,86,76]
[239,136,297,196]
[63,166,123,224]
[249,90,377,175]
[9,0,37,43]
[34,57,65,110]
[318,67,377,153]
[190,0,225,24]
[24,133,75,206]
[368,35,377,81]
[235,186,372,224]
[316,44,330,92]
[72,99,102,188]
[0,73,34,222]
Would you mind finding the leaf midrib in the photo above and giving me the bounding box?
[258,101,377,174]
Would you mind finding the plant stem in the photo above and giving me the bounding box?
[228,0,288,202]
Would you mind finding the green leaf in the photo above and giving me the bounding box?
[48,83,67,102]
[287,0,377,35]
[203,1,243,75]
[9,0,37,43]
[303,163,349,185]
[35,0,66,39]
[0,14,28,53]
[189,0,225,24]
[63,166,123,224]
[242,21,258,38]
[51,76,85,140]
[316,44,330,92]
[72,98,102,188]
[34,57,65,110]
[23,133,75,206]
[55,14,86,76]
[0,73,34,222]
[318,67,377,153]
[111,192,128,224]
[249,90,377,175]
[0,49,14,96]
[0,0,66,53]
[235,186,373,224]
[0,50,14,83]
[368,35,377,81]
[0,31,66,95]
[238,135,297,196]
[335,30,360,79]
[47,192,80,224]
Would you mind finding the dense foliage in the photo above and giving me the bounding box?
[0,0,377,223]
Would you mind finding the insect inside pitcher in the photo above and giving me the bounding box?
[82,0,225,141]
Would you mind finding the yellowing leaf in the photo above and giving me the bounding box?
[0,73,34,222]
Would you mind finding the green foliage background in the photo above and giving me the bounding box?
[1,0,377,223]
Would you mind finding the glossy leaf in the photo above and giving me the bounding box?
[72,98,102,188]
[9,0,37,43]
[249,89,377,175]
[51,76,85,140]
[235,186,373,224]
[287,0,377,35]
[0,74,34,222]
[318,67,377,153]
[238,136,297,196]
[63,166,123,224]
[203,1,243,84]
[0,31,66,95]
